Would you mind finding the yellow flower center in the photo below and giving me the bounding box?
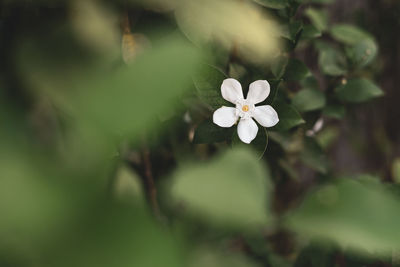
[242,105,249,112]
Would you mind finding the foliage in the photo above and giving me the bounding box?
[0,0,395,266]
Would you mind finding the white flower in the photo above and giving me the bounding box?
[213,78,279,144]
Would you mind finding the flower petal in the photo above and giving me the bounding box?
[252,105,279,127]
[221,78,244,104]
[237,118,258,144]
[213,106,238,127]
[246,80,270,104]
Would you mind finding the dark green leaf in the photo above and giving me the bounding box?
[300,24,322,40]
[346,38,378,68]
[322,104,346,119]
[300,137,329,174]
[270,101,305,131]
[292,88,326,112]
[193,64,229,110]
[283,59,310,81]
[305,8,328,32]
[330,24,373,45]
[193,119,234,144]
[232,127,268,159]
[271,56,289,79]
[318,46,347,76]
[335,78,384,103]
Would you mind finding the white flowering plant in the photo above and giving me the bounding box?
[1,0,398,266]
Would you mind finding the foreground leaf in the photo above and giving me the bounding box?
[170,147,272,229]
[287,179,400,255]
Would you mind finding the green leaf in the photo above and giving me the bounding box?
[292,88,326,112]
[170,147,272,229]
[318,46,347,76]
[392,158,400,184]
[346,38,378,68]
[300,24,322,40]
[20,35,203,139]
[283,59,310,81]
[322,104,346,119]
[294,242,337,267]
[232,127,268,159]
[305,8,328,32]
[252,0,288,9]
[330,24,373,45]
[300,137,329,174]
[287,179,400,254]
[335,78,384,103]
[189,247,261,267]
[270,101,305,131]
[193,119,234,144]
[271,56,289,79]
[193,64,229,110]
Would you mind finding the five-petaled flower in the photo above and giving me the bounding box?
[213,78,279,144]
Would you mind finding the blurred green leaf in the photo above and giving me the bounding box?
[72,36,202,137]
[252,0,288,9]
[301,24,322,40]
[335,78,384,103]
[232,127,268,159]
[292,88,326,112]
[305,8,328,32]
[193,64,229,110]
[318,46,347,76]
[189,247,261,267]
[271,56,289,79]
[294,242,337,267]
[330,24,373,45]
[284,59,310,81]
[392,158,400,184]
[113,164,145,204]
[322,104,346,119]
[20,35,203,139]
[193,119,234,144]
[300,137,329,174]
[280,20,303,43]
[53,203,183,267]
[287,179,400,254]
[346,39,378,68]
[270,101,305,131]
[170,147,272,229]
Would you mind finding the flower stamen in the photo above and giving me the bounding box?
[242,105,249,112]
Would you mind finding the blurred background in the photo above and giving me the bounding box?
[1,0,400,266]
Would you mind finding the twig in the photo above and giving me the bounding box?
[142,145,161,218]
